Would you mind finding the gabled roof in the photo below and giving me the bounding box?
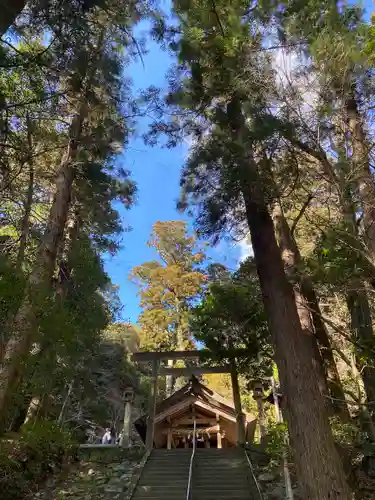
[154,376,239,420]
[134,376,255,441]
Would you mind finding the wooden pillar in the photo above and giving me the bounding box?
[216,414,222,449]
[166,359,174,397]
[230,361,245,446]
[167,418,172,450]
[146,358,159,451]
[120,387,134,448]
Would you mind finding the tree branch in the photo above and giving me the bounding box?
[291,194,313,235]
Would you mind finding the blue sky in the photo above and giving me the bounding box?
[104,19,246,323]
[104,0,374,324]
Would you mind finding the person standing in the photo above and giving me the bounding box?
[102,428,112,444]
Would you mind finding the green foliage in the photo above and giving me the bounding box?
[191,258,273,381]
[0,422,75,500]
[330,416,364,449]
[367,15,375,62]
[131,220,207,351]
[264,421,289,465]
[0,256,25,317]
[73,324,145,431]
[0,0,148,438]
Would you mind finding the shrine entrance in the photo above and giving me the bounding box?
[132,350,256,450]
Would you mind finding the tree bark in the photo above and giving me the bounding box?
[290,131,375,418]
[346,284,375,408]
[0,0,26,36]
[16,114,34,270]
[340,192,375,413]
[272,202,350,420]
[55,209,80,300]
[57,378,74,425]
[346,94,375,264]
[243,192,351,499]
[0,105,86,430]
[22,210,80,424]
[227,97,352,499]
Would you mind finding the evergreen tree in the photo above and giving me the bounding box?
[130,220,206,352]
[147,1,353,496]
[131,220,206,394]
[191,258,272,382]
[0,0,141,430]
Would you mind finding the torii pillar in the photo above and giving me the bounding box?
[230,362,246,446]
[146,358,159,450]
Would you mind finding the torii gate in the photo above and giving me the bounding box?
[132,349,247,450]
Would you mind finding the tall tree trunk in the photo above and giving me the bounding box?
[346,94,375,263]
[272,202,350,420]
[16,114,34,270]
[57,378,74,424]
[0,105,86,431]
[242,192,351,499]
[227,98,352,499]
[289,132,375,418]
[0,0,26,36]
[340,192,375,413]
[55,209,80,300]
[23,210,80,423]
[346,283,375,408]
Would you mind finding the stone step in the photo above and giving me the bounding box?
[194,462,246,467]
[132,490,186,500]
[151,450,192,456]
[194,466,247,472]
[131,449,256,500]
[194,464,247,468]
[138,478,187,486]
[193,480,249,486]
[144,461,191,467]
[145,462,188,466]
[132,487,187,498]
[141,467,188,472]
[193,485,250,489]
[194,451,246,456]
[192,493,251,496]
[192,495,251,499]
[146,459,191,465]
[193,470,248,476]
[140,468,189,475]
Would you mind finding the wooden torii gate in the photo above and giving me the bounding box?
[132,350,247,450]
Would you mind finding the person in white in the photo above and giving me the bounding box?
[101,428,112,444]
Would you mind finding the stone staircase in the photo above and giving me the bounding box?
[131,449,191,499]
[192,448,256,499]
[131,448,258,500]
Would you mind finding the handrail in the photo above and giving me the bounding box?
[186,417,197,500]
[244,449,264,500]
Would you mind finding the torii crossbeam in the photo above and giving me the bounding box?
[132,349,247,450]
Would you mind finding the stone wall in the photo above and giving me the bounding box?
[32,446,145,500]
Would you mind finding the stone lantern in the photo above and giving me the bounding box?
[120,386,135,448]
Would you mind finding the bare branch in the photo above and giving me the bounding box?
[291,193,313,235]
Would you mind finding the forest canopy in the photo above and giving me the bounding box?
[1,1,375,499]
